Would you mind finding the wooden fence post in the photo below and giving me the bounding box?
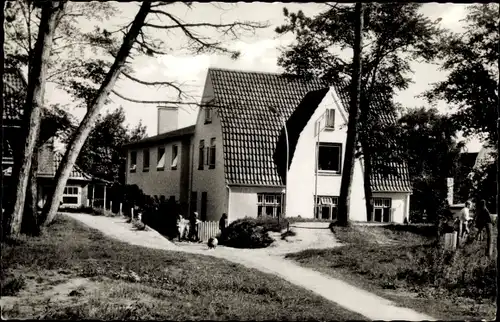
[110,201,113,213]
[131,207,134,220]
[119,203,123,216]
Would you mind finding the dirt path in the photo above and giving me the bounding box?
[63,213,435,321]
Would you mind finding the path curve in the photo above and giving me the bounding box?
[63,213,435,321]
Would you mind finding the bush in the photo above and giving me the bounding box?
[58,206,93,214]
[219,218,276,249]
[141,196,181,239]
[1,275,25,296]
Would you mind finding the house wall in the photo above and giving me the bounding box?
[126,139,189,202]
[190,75,227,222]
[286,88,367,219]
[228,186,285,222]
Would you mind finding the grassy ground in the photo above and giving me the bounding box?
[1,215,365,321]
[286,224,497,321]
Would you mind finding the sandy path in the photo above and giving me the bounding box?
[63,213,436,321]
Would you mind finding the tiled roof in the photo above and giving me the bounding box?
[208,68,328,186]
[38,151,92,181]
[123,125,195,149]
[331,80,412,193]
[3,68,27,123]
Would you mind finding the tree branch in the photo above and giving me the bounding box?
[120,71,183,97]
[111,90,201,106]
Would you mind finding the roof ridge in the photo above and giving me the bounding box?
[208,67,323,80]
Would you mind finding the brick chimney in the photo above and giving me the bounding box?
[446,177,454,205]
[157,106,179,135]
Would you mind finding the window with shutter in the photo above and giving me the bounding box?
[325,109,335,129]
[171,145,178,170]
[209,138,216,169]
[198,140,204,170]
[157,147,165,170]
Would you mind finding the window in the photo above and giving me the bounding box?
[143,149,150,172]
[130,151,137,172]
[257,193,282,218]
[62,186,79,205]
[198,140,205,170]
[201,192,208,221]
[157,147,165,171]
[315,196,339,220]
[325,109,335,130]
[205,107,212,124]
[317,143,342,173]
[171,145,178,170]
[209,138,216,169]
[369,198,392,222]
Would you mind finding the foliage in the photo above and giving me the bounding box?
[220,217,288,249]
[0,275,26,296]
[4,0,118,108]
[220,219,274,249]
[141,196,181,239]
[424,4,499,144]
[1,216,362,320]
[276,3,443,163]
[66,107,147,183]
[468,157,498,212]
[394,107,464,222]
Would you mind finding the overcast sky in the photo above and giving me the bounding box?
[44,2,482,152]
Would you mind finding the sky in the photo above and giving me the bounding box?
[44,2,483,152]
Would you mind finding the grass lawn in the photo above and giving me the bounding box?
[0,215,365,321]
[286,224,497,321]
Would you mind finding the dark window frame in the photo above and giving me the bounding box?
[143,149,150,172]
[209,137,216,169]
[171,144,178,170]
[130,151,137,173]
[198,140,205,170]
[157,146,165,171]
[317,142,342,174]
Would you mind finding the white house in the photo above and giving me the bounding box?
[124,68,412,223]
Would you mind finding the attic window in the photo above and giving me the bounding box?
[171,145,178,170]
[209,138,216,169]
[130,151,137,172]
[205,107,212,124]
[157,147,165,171]
[325,109,335,130]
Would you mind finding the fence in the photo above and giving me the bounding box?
[197,221,220,242]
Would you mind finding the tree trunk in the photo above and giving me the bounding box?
[362,140,374,221]
[42,2,152,226]
[21,147,40,236]
[6,1,67,237]
[337,2,364,226]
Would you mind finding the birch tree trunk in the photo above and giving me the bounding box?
[42,1,152,226]
[6,1,67,237]
[337,2,364,226]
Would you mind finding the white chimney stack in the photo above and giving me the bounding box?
[157,106,179,135]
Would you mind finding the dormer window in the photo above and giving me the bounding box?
[325,109,335,130]
[205,107,212,124]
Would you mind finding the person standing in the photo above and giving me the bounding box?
[176,213,184,242]
[473,199,493,257]
[219,213,228,236]
[188,211,199,242]
[460,201,471,239]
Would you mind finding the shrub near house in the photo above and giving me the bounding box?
[220,217,289,249]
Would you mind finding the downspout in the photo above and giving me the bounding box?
[314,121,320,219]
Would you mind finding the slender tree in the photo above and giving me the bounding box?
[41,2,268,225]
[6,1,67,237]
[337,3,363,225]
[276,3,442,223]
